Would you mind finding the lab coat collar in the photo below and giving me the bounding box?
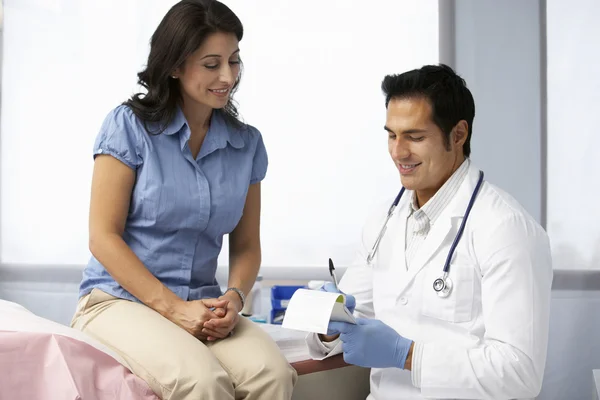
[443,161,483,217]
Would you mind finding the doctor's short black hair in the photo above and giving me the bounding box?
[381,64,475,157]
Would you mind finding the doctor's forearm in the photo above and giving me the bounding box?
[404,342,414,370]
[318,333,340,342]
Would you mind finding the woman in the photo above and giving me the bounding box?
[70,1,297,399]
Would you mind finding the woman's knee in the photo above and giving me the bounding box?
[208,319,298,395]
[241,350,298,391]
[175,367,234,400]
[264,354,298,386]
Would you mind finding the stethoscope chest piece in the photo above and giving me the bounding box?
[433,276,453,298]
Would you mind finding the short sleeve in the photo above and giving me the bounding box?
[250,131,268,184]
[93,106,143,169]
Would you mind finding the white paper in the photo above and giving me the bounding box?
[259,323,307,344]
[281,289,356,335]
[258,323,311,363]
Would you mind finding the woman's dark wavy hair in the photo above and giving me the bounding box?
[124,0,244,133]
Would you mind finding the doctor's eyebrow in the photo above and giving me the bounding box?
[384,126,428,135]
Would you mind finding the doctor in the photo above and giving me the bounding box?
[306,64,553,400]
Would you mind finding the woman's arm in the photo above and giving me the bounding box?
[88,155,182,314]
[224,182,263,303]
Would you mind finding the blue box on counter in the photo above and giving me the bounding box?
[271,285,305,310]
[270,285,306,324]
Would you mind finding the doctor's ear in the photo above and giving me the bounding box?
[451,121,469,149]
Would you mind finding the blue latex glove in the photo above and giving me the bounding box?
[320,282,356,336]
[328,318,413,369]
[320,282,356,314]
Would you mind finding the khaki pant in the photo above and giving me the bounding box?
[71,289,297,400]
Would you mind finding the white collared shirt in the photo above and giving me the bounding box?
[404,159,470,269]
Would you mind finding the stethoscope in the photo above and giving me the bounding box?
[366,171,485,298]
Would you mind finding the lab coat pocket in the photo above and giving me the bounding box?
[420,264,475,323]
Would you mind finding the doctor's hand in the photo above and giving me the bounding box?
[319,283,356,337]
[202,292,242,341]
[320,282,356,314]
[329,318,413,369]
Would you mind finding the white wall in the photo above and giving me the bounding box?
[543,286,600,400]
[453,0,543,224]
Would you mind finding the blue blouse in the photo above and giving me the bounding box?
[79,105,268,301]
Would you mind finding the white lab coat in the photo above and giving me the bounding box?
[306,164,553,400]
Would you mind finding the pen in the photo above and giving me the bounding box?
[328,258,340,290]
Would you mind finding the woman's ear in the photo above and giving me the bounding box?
[171,65,182,79]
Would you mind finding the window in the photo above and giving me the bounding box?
[1,0,439,268]
[546,0,600,270]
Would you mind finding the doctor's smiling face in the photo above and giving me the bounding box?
[382,65,475,207]
[385,97,468,206]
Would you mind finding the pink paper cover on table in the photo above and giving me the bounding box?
[0,299,158,399]
[0,331,159,400]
